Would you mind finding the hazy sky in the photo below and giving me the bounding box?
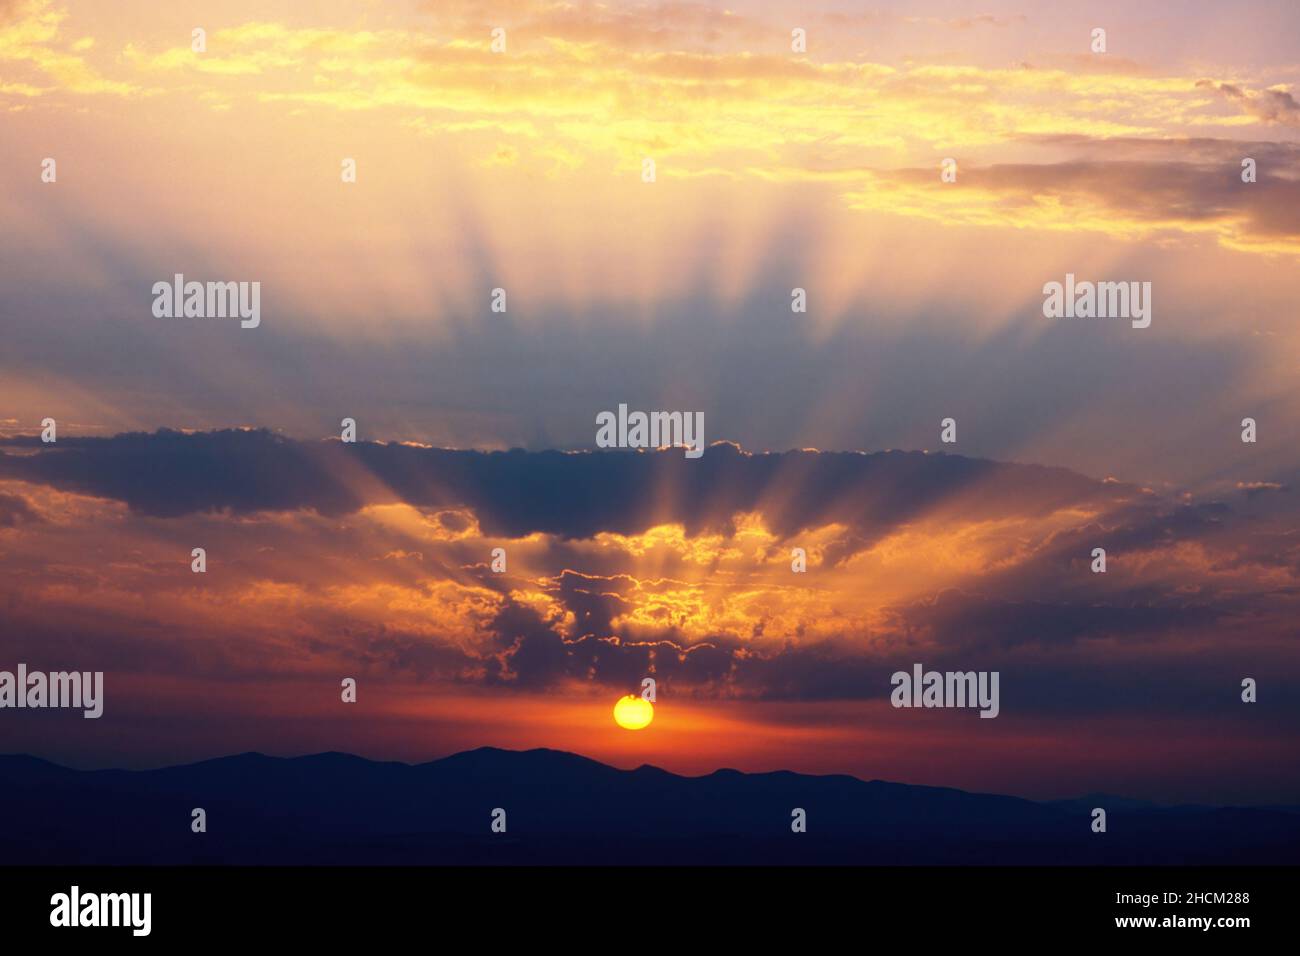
[3,0,1298,485]
[1,0,1298,802]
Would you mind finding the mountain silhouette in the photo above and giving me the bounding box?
[2,748,1297,864]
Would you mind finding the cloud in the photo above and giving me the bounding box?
[846,156,1300,255]
[1,428,1296,714]
[904,14,1026,31]
[0,428,1133,540]
[0,490,41,526]
[887,587,1223,652]
[0,0,135,96]
[1199,79,1300,127]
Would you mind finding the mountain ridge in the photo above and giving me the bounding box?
[3,747,1297,865]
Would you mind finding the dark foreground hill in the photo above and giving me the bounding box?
[2,748,1297,864]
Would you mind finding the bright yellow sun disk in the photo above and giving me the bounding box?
[613,695,654,730]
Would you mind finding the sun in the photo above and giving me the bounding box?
[613,695,654,730]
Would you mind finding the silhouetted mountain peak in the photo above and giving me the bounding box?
[630,763,672,776]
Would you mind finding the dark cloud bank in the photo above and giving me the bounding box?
[0,427,1131,537]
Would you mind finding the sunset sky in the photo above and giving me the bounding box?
[2,0,1298,805]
